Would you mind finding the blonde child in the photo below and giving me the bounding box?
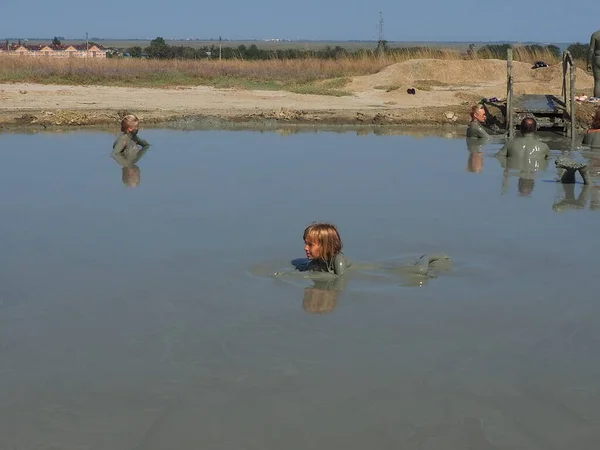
[298,222,350,276]
[112,114,150,163]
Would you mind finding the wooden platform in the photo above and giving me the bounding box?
[513,94,568,129]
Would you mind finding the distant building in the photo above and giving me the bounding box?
[0,42,107,58]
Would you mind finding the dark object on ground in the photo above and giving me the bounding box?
[407,88,416,95]
[532,61,548,69]
[483,96,500,103]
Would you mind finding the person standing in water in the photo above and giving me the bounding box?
[112,114,150,188]
[296,222,350,276]
[495,117,550,159]
[112,114,150,163]
[466,104,491,139]
[588,29,600,98]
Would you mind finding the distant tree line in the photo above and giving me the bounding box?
[565,42,589,60]
[112,37,590,61]
[114,37,461,60]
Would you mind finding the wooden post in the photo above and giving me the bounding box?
[506,48,514,139]
[570,61,576,141]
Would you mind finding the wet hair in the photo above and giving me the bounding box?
[520,117,537,134]
[303,222,343,265]
[469,103,484,120]
[592,107,600,129]
[120,114,140,133]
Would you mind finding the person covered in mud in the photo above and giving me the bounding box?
[293,222,350,276]
[495,117,550,159]
[588,29,600,98]
[112,114,150,188]
[112,114,150,163]
[466,103,492,139]
[582,107,600,149]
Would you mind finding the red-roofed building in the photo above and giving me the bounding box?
[0,42,106,58]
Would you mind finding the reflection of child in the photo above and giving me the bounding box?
[112,114,150,162]
[300,222,350,275]
[121,165,141,188]
[303,287,338,314]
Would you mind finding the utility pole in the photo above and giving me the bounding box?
[86,32,89,57]
[219,36,222,60]
[376,11,386,56]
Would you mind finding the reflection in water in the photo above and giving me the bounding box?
[272,254,452,313]
[111,147,149,188]
[3,129,600,449]
[302,276,348,314]
[467,151,484,173]
[553,184,600,212]
[496,154,549,197]
[466,138,488,173]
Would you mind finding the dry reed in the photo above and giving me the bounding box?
[0,47,577,90]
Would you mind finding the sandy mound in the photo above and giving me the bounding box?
[348,59,593,95]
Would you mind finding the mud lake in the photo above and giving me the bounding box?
[0,126,598,449]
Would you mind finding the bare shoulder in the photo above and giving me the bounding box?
[333,254,351,275]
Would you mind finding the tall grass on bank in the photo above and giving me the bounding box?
[0,50,459,87]
[0,46,580,93]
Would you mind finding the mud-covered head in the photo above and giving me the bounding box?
[520,117,537,134]
[592,107,600,129]
[121,114,140,133]
[470,103,486,122]
[303,222,343,263]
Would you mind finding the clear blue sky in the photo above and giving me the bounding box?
[0,0,596,43]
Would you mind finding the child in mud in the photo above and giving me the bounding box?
[294,222,350,276]
[112,114,150,162]
[582,107,600,149]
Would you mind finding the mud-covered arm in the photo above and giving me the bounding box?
[494,143,508,158]
[112,135,128,157]
[132,146,150,164]
[471,122,491,139]
[332,254,350,276]
[543,143,551,159]
[111,135,131,166]
[132,134,150,148]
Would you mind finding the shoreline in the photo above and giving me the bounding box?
[3,103,595,134]
[0,105,474,130]
[0,81,476,130]
[0,61,596,131]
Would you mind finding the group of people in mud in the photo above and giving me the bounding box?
[109,93,597,314]
[467,102,600,184]
[110,114,451,314]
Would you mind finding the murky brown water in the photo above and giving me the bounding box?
[0,127,598,449]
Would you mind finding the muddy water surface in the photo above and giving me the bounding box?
[0,127,598,449]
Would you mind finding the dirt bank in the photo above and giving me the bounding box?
[0,59,596,130]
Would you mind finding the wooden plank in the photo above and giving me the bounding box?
[513,94,565,114]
